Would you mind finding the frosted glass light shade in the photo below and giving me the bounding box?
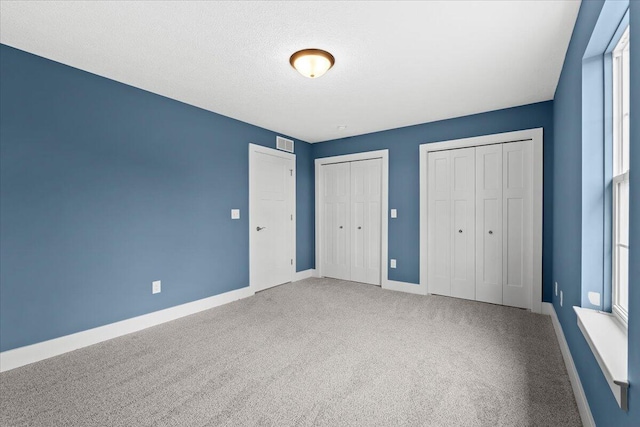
[290,49,335,79]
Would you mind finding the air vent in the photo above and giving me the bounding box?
[276,136,294,153]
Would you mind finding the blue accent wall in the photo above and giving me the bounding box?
[0,44,314,352]
[313,102,554,297]
[295,140,315,270]
[553,0,638,424]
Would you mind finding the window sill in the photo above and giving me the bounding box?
[574,306,628,410]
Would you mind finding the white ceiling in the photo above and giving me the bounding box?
[0,1,581,143]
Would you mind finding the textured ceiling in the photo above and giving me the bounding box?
[0,1,581,143]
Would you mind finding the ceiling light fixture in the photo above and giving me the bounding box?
[290,49,335,79]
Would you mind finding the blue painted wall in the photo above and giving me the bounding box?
[0,44,314,352]
[313,102,554,299]
[553,0,638,424]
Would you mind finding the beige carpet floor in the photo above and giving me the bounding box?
[0,278,581,426]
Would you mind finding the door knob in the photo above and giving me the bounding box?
[488,230,493,235]
[256,226,266,231]
[358,226,362,230]
[339,226,343,229]
[458,229,463,233]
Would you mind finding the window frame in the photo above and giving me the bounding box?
[611,25,630,327]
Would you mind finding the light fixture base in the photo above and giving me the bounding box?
[290,48,335,79]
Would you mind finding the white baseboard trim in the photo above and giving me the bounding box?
[542,302,595,427]
[293,269,316,282]
[383,279,426,295]
[0,286,255,373]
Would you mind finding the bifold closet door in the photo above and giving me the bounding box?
[475,144,503,305]
[502,141,533,309]
[321,159,382,284]
[350,159,382,285]
[322,162,350,280]
[428,141,535,309]
[427,150,451,296]
[427,148,475,299]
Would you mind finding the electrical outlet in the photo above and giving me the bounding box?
[555,282,558,296]
[390,209,397,218]
[560,290,563,307]
[152,280,161,294]
[390,259,397,268]
[231,209,240,219]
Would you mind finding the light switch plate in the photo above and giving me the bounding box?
[391,209,397,218]
[231,209,240,219]
[152,280,161,294]
[390,259,397,268]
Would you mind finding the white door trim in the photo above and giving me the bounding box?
[315,150,389,287]
[419,128,543,313]
[249,143,296,292]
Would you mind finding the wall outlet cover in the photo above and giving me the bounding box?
[152,280,161,294]
[588,291,601,306]
[231,209,240,219]
[390,209,397,218]
[390,259,397,268]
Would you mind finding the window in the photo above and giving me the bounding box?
[612,26,630,326]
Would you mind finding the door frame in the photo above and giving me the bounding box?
[419,128,543,313]
[315,150,389,286]
[249,143,296,292]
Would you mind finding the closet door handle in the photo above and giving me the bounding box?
[458,229,463,233]
[488,230,493,235]
[358,226,362,230]
[339,226,343,229]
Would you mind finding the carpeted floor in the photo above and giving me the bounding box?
[0,278,581,426]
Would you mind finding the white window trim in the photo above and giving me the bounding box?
[612,171,629,326]
[611,25,629,327]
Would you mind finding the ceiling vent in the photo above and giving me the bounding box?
[276,136,294,153]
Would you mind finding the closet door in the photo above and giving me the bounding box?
[502,142,533,309]
[450,148,476,300]
[427,151,452,296]
[475,144,503,305]
[350,159,382,285]
[322,162,350,280]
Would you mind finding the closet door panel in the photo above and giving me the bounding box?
[364,159,382,285]
[450,148,476,300]
[503,142,532,309]
[428,151,451,296]
[475,145,503,304]
[322,163,350,280]
[351,159,382,285]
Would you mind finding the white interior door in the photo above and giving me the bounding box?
[249,145,295,292]
[502,141,533,309]
[322,162,351,280]
[427,150,452,296]
[475,144,503,305]
[350,159,382,285]
[450,148,476,300]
